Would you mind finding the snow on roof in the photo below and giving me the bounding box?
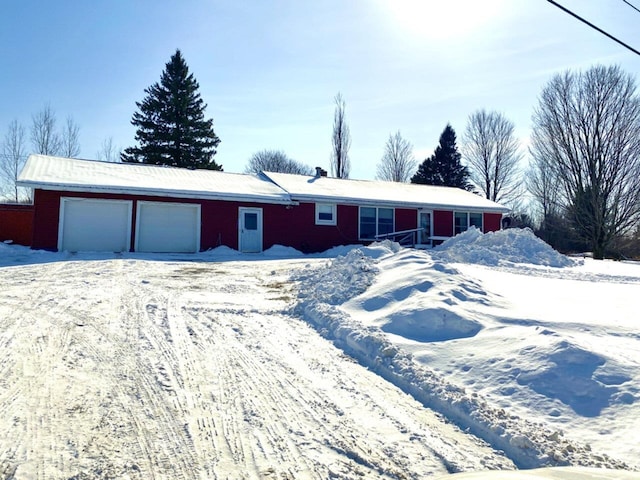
[18,155,293,205]
[18,155,510,213]
[263,171,510,213]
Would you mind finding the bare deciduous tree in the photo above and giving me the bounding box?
[31,106,82,159]
[330,92,351,179]
[96,137,122,163]
[376,131,416,182]
[526,154,560,224]
[60,116,81,158]
[245,150,313,175]
[1,120,28,202]
[31,105,61,156]
[462,109,522,204]
[530,64,640,259]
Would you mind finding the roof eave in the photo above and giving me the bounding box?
[286,193,509,213]
[17,181,296,206]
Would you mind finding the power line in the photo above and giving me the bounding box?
[622,0,640,15]
[546,0,640,57]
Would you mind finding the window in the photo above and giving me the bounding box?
[454,212,468,235]
[454,211,483,235]
[244,212,258,230]
[315,203,337,225]
[378,208,394,236]
[359,207,394,240]
[469,212,483,230]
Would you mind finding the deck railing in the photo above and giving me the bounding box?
[374,227,425,247]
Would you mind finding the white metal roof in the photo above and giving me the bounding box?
[17,155,509,213]
[262,171,510,213]
[18,155,293,205]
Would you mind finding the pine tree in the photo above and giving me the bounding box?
[122,50,222,170]
[411,124,471,190]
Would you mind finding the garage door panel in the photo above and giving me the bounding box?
[135,202,200,253]
[59,198,132,252]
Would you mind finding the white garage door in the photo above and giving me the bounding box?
[135,201,201,253]
[58,198,132,252]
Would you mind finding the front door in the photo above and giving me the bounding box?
[418,210,432,246]
[238,207,263,253]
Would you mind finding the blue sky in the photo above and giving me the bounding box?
[1,0,638,180]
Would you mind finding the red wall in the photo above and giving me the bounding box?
[433,210,454,237]
[264,203,361,253]
[32,189,295,252]
[395,208,417,232]
[31,189,504,253]
[483,212,502,233]
[0,204,34,246]
[31,190,366,253]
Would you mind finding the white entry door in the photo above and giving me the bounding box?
[238,207,263,253]
[418,210,432,246]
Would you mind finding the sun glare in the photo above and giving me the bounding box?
[386,0,504,41]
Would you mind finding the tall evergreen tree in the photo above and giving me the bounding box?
[411,124,471,190]
[122,50,221,170]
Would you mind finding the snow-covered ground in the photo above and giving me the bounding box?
[296,229,640,472]
[0,228,638,478]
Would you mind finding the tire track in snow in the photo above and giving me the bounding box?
[0,258,514,478]
[185,309,323,478]
[0,261,79,479]
[70,269,202,479]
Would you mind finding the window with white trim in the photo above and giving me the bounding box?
[359,207,394,239]
[469,212,483,230]
[315,203,337,225]
[454,211,483,235]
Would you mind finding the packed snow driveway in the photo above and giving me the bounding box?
[0,256,513,479]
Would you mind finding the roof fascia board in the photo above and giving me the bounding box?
[287,193,509,213]
[17,181,296,206]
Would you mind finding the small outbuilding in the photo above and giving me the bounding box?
[17,155,509,253]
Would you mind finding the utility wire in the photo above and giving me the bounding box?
[546,0,640,57]
[622,0,640,14]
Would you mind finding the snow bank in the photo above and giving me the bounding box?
[436,466,639,479]
[515,339,634,418]
[0,243,64,267]
[432,228,575,268]
[318,240,401,259]
[292,244,630,471]
[382,307,483,342]
[261,245,305,257]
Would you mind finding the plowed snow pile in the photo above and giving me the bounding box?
[431,227,575,267]
[295,229,640,472]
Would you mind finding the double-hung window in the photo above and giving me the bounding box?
[315,203,337,226]
[454,211,483,235]
[469,212,483,230]
[359,207,394,240]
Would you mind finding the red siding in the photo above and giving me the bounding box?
[31,189,504,253]
[264,203,360,253]
[394,208,417,232]
[33,189,293,252]
[31,190,365,253]
[433,210,454,237]
[32,190,61,249]
[0,204,34,246]
[483,212,502,233]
